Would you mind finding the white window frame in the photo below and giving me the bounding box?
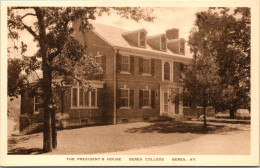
[120,88,130,109]
[142,89,151,108]
[179,40,185,54]
[120,55,130,73]
[34,96,40,114]
[163,62,170,81]
[160,36,167,51]
[71,87,98,109]
[143,58,151,75]
[95,53,103,75]
[163,92,169,112]
[138,31,146,47]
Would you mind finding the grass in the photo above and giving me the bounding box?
[7,120,241,155]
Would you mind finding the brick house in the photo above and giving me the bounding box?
[20,22,214,130]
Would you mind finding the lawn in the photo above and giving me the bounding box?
[8,120,239,155]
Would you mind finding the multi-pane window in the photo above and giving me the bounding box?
[143,59,151,74]
[34,96,39,113]
[72,88,78,107]
[71,88,97,108]
[121,56,130,72]
[140,32,145,47]
[95,55,103,72]
[161,36,166,51]
[79,89,84,106]
[180,41,184,54]
[84,91,89,107]
[164,62,170,80]
[143,90,150,106]
[121,89,129,107]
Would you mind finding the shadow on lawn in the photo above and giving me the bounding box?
[8,135,43,155]
[8,147,43,155]
[125,121,237,134]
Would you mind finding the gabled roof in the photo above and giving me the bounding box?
[90,22,192,59]
[121,28,147,36]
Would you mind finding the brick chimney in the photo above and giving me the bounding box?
[166,28,179,40]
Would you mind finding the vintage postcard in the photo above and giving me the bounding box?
[0,0,259,166]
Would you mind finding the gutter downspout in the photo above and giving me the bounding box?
[113,50,119,124]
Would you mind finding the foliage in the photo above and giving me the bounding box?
[55,113,70,129]
[188,7,251,117]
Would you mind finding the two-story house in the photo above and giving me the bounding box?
[20,22,195,130]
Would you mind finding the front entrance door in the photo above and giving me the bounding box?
[163,92,169,113]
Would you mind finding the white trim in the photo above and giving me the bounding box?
[116,46,191,63]
[160,35,167,51]
[142,88,151,107]
[142,58,151,75]
[120,71,131,75]
[91,29,191,62]
[71,107,98,110]
[142,73,152,77]
[119,107,131,110]
[138,31,147,48]
[120,88,130,108]
[71,87,98,109]
[120,55,131,72]
[162,61,171,81]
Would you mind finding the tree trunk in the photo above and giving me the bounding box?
[51,108,57,148]
[42,69,53,152]
[35,7,57,152]
[203,106,207,129]
[230,109,235,119]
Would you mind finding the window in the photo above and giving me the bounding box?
[140,32,145,47]
[72,88,77,107]
[164,62,170,80]
[180,63,184,79]
[121,89,129,107]
[180,41,184,54]
[71,87,97,108]
[119,88,134,108]
[143,59,151,74]
[161,36,166,51]
[143,90,151,107]
[34,96,40,113]
[121,56,130,72]
[95,55,103,73]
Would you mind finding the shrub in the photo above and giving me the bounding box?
[56,113,70,129]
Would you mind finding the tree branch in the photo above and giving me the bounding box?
[11,7,32,10]
[21,13,36,20]
[21,22,40,41]
[49,47,62,61]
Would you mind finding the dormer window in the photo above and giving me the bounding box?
[161,36,167,51]
[180,40,185,54]
[140,32,146,47]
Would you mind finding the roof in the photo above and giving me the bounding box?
[90,22,192,59]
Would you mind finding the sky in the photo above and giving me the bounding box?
[8,7,208,58]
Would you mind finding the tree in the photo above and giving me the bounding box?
[8,7,154,152]
[188,7,250,118]
[171,54,220,129]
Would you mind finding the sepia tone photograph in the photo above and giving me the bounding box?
[1,0,259,166]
